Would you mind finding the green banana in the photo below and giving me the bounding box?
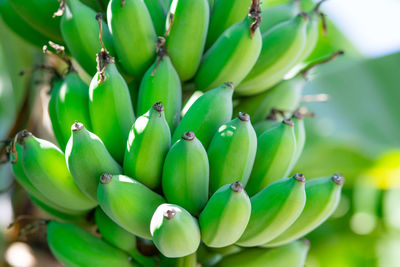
[264,174,345,247]
[47,221,134,267]
[171,83,233,148]
[107,0,156,79]
[291,112,306,167]
[123,102,171,189]
[233,75,305,124]
[137,37,182,131]
[97,173,165,239]
[9,0,63,43]
[144,0,167,36]
[160,253,197,267]
[199,182,251,247]
[49,71,92,151]
[58,0,114,75]
[150,203,201,258]
[262,0,290,8]
[237,174,306,247]
[66,122,122,201]
[48,79,67,149]
[205,0,252,49]
[94,208,157,267]
[207,113,257,194]
[0,0,49,48]
[162,131,209,215]
[18,131,97,212]
[259,0,300,34]
[216,239,309,267]
[253,111,282,137]
[165,0,209,81]
[194,0,262,91]
[296,2,325,63]
[245,119,297,196]
[89,47,135,163]
[10,135,87,216]
[236,13,309,95]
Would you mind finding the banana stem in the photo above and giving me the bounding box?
[152,37,169,75]
[43,42,74,74]
[96,13,114,82]
[300,50,344,77]
[164,13,174,38]
[53,0,66,17]
[249,0,261,38]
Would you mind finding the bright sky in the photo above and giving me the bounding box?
[323,0,400,57]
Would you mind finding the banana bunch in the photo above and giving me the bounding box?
[1,0,346,265]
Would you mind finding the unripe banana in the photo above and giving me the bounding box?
[123,102,171,189]
[97,173,165,239]
[165,0,209,81]
[195,1,262,91]
[0,0,49,48]
[162,132,209,215]
[107,0,156,79]
[9,0,64,43]
[259,1,300,34]
[237,174,306,247]
[10,136,86,216]
[199,182,251,247]
[94,208,157,267]
[216,239,309,267]
[48,80,67,150]
[233,75,305,124]
[205,0,251,49]
[245,119,297,196]
[253,111,282,137]
[207,113,257,193]
[236,13,309,95]
[264,174,344,247]
[19,131,97,212]
[150,203,201,258]
[59,0,114,75]
[171,83,233,148]
[144,0,167,36]
[66,122,122,201]
[137,38,182,131]
[296,4,324,63]
[50,71,92,151]
[47,221,134,267]
[291,112,306,167]
[160,253,197,267]
[89,51,135,163]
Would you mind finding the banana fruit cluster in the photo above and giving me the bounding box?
[2,0,345,265]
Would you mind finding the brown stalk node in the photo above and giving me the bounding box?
[164,209,176,220]
[230,181,244,193]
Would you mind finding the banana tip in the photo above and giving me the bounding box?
[283,118,294,127]
[294,173,306,183]
[224,82,234,90]
[17,130,32,144]
[71,121,84,132]
[292,111,303,120]
[163,209,176,220]
[238,112,250,122]
[153,102,164,112]
[301,238,311,247]
[332,173,345,185]
[230,181,244,193]
[182,131,195,141]
[100,173,113,184]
